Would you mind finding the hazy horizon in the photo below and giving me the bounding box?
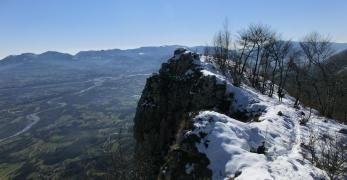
[1,0,347,58]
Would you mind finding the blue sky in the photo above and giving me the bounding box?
[0,0,346,58]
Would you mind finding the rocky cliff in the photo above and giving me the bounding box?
[133,48,231,179]
[133,48,347,179]
[133,48,263,179]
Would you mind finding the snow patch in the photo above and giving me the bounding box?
[185,55,347,179]
[185,163,194,174]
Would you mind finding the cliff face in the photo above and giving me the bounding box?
[133,48,231,179]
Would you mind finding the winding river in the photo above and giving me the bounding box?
[0,74,150,143]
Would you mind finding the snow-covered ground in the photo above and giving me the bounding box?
[184,54,347,180]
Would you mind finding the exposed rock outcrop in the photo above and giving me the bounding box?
[133,48,347,180]
[133,49,231,179]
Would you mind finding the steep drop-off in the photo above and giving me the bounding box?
[133,48,264,179]
[133,48,230,178]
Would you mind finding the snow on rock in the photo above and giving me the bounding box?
[185,55,347,180]
[194,56,267,115]
[185,163,194,174]
[193,56,227,84]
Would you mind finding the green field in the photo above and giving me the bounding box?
[0,72,148,179]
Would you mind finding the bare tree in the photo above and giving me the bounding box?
[213,19,232,74]
[234,28,256,86]
[232,24,275,87]
[259,45,271,93]
[317,133,347,180]
[266,39,292,97]
[302,123,347,180]
[290,50,306,108]
[300,32,335,81]
[300,32,336,116]
[247,24,275,87]
[203,44,210,57]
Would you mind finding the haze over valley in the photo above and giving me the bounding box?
[1,0,347,179]
[0,46,181,178]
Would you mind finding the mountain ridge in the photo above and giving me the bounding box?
[133,48,347,179]
[2,42,347,62]
[0,45,187,62]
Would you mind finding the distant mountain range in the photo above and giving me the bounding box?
[0,43,346,75]
[1,42,347,63]
[0,45,186,63]
[291,42,347,54]
[328,49,347,76]
[0,45,198,90]
[330,42,347,53]
[0,45,189,76]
